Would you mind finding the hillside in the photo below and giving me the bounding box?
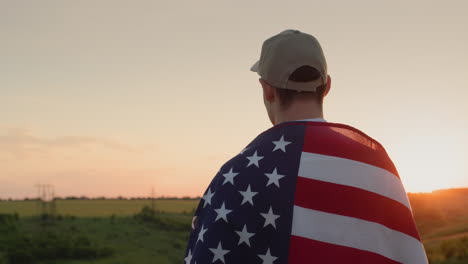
[408,188,468,240]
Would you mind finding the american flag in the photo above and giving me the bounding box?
[183,121,428,264]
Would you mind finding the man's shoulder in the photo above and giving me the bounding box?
[298,121,397,176]
[221,120,390,174]
[215,122,309,175]
[239,120,385,155]
[255,121,383,147]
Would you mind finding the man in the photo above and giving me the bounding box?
[183,30,428,264]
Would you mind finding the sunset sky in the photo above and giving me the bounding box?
[1,0,467,199]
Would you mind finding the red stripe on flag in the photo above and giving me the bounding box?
[294,177,421,240]
[287,235,401,264]
[301,123,399,177]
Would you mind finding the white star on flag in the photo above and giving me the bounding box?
[258,248,278,264]
[202,188,215,208]
[272,135,291,152]
[260,206,280,229]
[185,249,193,264]
[214,202,232,223]
[209,241,230,263]
[197,225,207,243]
[235,224,255,247]
[238,184,258,206]
[264,167,285,188]
[222,167,239,185]
[246,150,264,168]
[202,188,214,208]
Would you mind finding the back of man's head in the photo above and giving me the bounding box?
[275,65,327,109]
[251,30,330,123]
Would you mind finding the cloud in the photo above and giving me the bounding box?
[0,127,153,159]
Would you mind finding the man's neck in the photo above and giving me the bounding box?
[273,101,324,125]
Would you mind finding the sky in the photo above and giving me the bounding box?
[1,0,467,199]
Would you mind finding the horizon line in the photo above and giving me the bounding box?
[1,186,468,201]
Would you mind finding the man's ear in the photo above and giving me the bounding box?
[260,79,275,103]
[323,75,332,98]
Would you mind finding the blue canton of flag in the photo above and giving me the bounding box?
[183,124,307,264]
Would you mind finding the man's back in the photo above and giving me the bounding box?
[184,121,426,264]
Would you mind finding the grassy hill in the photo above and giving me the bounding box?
[409,188,468,239]
[407,188,468,263]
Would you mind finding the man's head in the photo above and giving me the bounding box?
[251,30,331,125]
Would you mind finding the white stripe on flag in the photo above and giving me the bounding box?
[291,205,427,264]
[298,152,410,209]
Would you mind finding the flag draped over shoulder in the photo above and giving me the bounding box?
[183,121,428,264]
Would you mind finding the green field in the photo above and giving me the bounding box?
[0,189,467,264]
[0,210,192,264]
[0,199,198,264]
[0,199,198,217]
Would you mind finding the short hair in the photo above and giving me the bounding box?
[275,66,326,109]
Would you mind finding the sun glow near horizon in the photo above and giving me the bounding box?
[386,133,467,193]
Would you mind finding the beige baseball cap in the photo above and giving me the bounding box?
[250,29,327,92]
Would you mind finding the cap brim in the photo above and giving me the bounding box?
[250,60,259,72]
